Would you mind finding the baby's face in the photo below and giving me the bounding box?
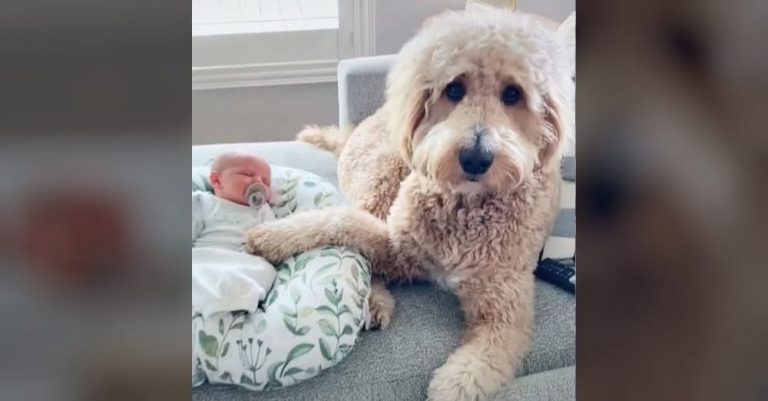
[210,156,271,206]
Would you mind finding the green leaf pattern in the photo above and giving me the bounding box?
[192,166,367,391]
[267,167,346,218]
[193,243,370,391]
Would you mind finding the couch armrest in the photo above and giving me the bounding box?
[337,55,396,128]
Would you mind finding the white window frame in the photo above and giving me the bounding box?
[193,0,376,90]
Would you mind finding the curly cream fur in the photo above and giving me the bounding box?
[296,125,353,156]
[250,8,572,401]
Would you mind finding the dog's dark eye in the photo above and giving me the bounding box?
[444,81,466,102]
[501,85,522,106]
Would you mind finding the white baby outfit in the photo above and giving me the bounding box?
[192,190,277,317]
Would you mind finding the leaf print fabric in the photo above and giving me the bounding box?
[192,166,370,391]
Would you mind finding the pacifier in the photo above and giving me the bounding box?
[245,183,268,208]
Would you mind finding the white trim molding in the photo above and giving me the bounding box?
[338,0,376,58]
[193,60,338,90]
[356,0,377,56]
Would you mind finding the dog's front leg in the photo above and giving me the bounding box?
[427,274,535,401]
[246,207,425,330]
[244,207,390,265]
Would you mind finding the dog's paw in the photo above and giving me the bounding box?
[427,364,484,401]
[366,288,395,330]
[244,224,298,263]
[365,283,395,330]
[427,351,508,401]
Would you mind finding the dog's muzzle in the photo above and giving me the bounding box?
[459,142,494,177]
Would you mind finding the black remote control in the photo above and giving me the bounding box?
[535,258,576,294]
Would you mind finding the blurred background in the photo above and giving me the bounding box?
[0,1,191,400]
[577,0,768,400]
[0,0,766,400]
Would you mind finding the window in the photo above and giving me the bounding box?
[193,0,375,90]
[193,0,339,36]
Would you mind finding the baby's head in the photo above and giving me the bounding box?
[210,153,271,206]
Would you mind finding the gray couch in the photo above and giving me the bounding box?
[192,55,575,401]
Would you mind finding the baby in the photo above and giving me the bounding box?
[192,152,277,317]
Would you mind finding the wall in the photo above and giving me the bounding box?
[376,0,575,54]
[374,0,466,55]
[193,83,337,145]
[517,0,574,22]
[192,0,574,145]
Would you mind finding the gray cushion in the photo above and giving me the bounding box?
[337,55,394,128]
[192,281,574,401]
[194,367,575,401]
[562,156,576,182]
[195,367,575,401]
[492,366,575,401]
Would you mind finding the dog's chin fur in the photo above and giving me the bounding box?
[451,180,490,195]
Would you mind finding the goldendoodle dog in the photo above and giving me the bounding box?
[245,8,573,401]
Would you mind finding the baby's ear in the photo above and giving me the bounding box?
[209,170,222,192]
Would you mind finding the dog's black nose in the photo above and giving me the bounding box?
[459,145,494,175]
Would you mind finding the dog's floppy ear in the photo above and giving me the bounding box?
[536,16,575,168]
[396,91,428,162]
[385,61,429,163]
[538,92,572,167]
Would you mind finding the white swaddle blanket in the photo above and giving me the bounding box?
[192,190,277,317]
